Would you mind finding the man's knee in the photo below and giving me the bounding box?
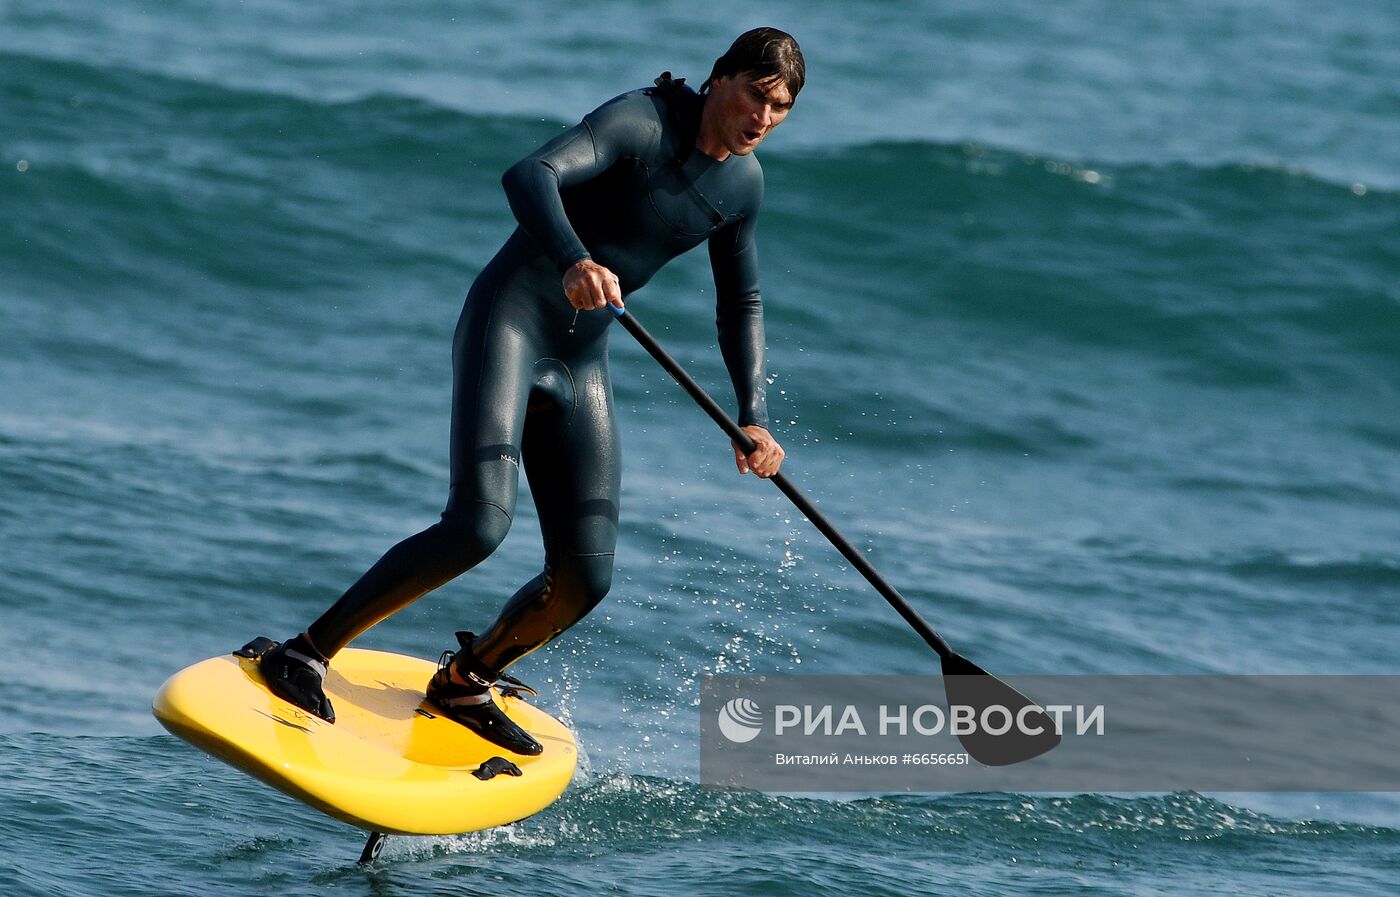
[437,501,512,567]
[558,553,614,609]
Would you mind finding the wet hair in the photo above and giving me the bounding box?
[701,28,805,99]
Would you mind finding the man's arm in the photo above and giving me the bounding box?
[501,93,657,308]
[710,212,767,429]
[500,122,602,276]
[710,211,785,477]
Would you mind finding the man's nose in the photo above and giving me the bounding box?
[754,105,773,127]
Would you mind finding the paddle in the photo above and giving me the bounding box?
[610,304,1060,766]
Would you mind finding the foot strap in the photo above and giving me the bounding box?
[283,647,327,679]
[434,689,494,708]
[444,631,539,697]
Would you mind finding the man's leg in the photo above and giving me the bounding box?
[424,357,620,753]
[304,290,536,657]
[262,285,534,719]
[472,357,621,672]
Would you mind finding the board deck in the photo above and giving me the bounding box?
[153,647,576,835]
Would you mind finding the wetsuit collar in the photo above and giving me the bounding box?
[651,71,709,164]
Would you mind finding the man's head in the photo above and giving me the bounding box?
[697,28,804,159]
[701,28,806,100]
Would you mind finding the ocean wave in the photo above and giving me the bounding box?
[8,48,1399,197]
[339,772,1400,879]
[13,734,1398,849]
[1085,540,1400,596]
[1222,551,1400,591]
[3,726,1399,896]
[6,49,1397,388]
[766,140,1400,371]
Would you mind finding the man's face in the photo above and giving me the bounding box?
[706,72,794,157]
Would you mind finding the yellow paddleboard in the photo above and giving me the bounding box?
[152,645,577,836]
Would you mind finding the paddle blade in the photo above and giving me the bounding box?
[941,653,1061,766]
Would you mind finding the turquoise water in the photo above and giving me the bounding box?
[3,2,1398,893]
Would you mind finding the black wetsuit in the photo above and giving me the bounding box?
[304,76,770,674]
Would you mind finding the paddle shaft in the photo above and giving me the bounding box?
[610,305,955,660]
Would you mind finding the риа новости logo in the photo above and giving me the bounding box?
[717,697,763,743]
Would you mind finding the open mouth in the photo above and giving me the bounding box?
[741,129,764,145]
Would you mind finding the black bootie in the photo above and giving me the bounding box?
[425,631,542,756]
[259,633,336,723]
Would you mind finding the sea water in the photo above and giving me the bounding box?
[3,2,1398,894]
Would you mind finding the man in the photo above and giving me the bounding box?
[257,28,804,755]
